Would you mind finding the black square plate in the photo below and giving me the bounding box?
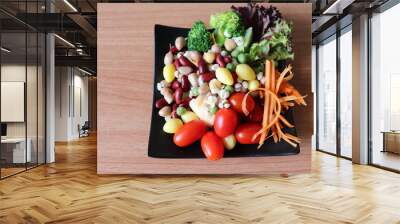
[148,24,300,159]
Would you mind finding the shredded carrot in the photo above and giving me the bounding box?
[275,65,292,94]
[241,60,306,148]
[279,115,294,128]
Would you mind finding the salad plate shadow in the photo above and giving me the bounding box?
[148,24,300,159]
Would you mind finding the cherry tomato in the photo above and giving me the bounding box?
[173,120,207,147]
[248,104,263,122]
[201,131,224,161]
[235,123,262,144]
[214,108,238,138]
[229,92,255,114]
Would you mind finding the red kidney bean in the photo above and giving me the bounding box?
[216,55,225,67]
[155,98,168,108]
[170,46,178,54]
[224,56,232,63]
[171,110,178,118]
[172,103,179,111]
[173,59,181,68]
[180,98,191,108]
[198,59,208,74]
[200,72,215,82]
[171,80,180,90]
[174,88,183,104]
[231,72,238,83]
[181,75,190,91]
[178,56,193,67]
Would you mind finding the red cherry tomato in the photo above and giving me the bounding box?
[235,123,262,144]
[201,131,224,161]
[229,92,255,114]
[173,120,207,147]
[248,104,264,122]
[214,108,238,138]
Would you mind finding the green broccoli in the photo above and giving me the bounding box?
[210,11,245,38]
[187,21,213,52]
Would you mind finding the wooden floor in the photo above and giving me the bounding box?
[372,150,400,171]
[1,167,26,178]
[1,135,400,224]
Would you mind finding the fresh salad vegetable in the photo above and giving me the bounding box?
[187,21,213,52]
[210,10,245,46]
[155,3,306,161]
[231,4,282,42]
[232,4,293,70]
[201,131,224,161]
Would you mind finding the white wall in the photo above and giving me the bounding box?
[55,67,70,141]
[72,73,89,138]
[1,65,39,138]
[1,63,46,164]
[55,67,89,141]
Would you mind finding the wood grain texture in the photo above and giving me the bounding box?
[1,135,400,223]
[97,3,312,174]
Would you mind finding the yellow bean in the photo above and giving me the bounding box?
[163,64,176,83]
[223,134,236,150]
[248,80,260,91]
[203,52,215,64]
[235,64,256,81]
[181,111,199,123]
[216,68,234,85]
[163,118,183,134]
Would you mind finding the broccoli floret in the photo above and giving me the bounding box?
[210,11,245,37]
[187,21,212,52]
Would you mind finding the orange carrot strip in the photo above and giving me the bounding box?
[285,133,301,143]
[279,115,294,128]
[279,95,306,103]
[284,69,294,81]
[276,126,297,147]
[275,65,292,94]
[240,61,304,148]
[266,61,276,144]
[259,60,273,147]
[253,90,281,141]
[272,128,278,143]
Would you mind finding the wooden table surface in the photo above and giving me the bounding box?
[97,3,312,174]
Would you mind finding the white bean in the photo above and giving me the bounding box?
[223,102,231,108]
[164,51,173,65]
[219,89,230,99]
[160,88,174,104]
[188,73,199,87]
[175,36,186,50]
[242,81,249,89]
[207,95,218,106]
[211,44,221,53]
[164,93,173,104]
[158,106,172,117]
[234,83,242,92]
[257,72,264,81]
[199,83,210,95]
[178,66,193,75]
[209,79,222,94]
[210,64,220,71]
